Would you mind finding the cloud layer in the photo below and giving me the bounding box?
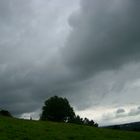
[0,0,79,115]
[63,0,140,77]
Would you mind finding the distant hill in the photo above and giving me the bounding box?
[0,116,140,140]
[104,122,140,132]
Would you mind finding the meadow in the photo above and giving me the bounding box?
[0,116,140,140]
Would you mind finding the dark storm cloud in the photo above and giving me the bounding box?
[62,0,140,79]
[60,0,140,112]
[0,0,79,115]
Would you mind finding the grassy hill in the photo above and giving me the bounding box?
[0,116,140,140]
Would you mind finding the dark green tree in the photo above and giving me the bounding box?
[40,96,75,122]
[69,115,83,124]
[0,110,12,117]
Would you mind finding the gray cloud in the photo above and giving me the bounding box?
[62,0,140,79]
[0,0,79,115]
[116,109,125,114]
[128,107,140,116]
[61,0,140,111]
[102,106,140,124]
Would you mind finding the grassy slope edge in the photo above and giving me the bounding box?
[0,116,140,140]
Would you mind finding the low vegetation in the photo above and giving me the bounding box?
[0,116,140,140]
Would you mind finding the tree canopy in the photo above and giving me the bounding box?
[40,96,98,127]
[40,96,75,122]
[0,109,12,117]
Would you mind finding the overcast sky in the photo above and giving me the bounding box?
[0,0,140,126]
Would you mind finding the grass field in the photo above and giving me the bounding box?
[0,116,140,140]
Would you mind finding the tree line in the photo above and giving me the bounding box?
[0,96,98,127]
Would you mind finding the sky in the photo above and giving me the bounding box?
[0,0,140,126]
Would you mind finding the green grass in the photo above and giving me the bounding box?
[0,116,140,140]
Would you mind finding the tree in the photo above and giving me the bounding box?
[94,122,98,127]
[70,116,98,127]
[0,110,12,117]
[40,96,75,122]
[84,117,90,125]
[69,115,83,124]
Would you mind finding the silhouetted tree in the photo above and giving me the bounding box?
[88,120,95,126]
[40,96,75,122]
[71,116,98,127]
[94,123,98,127]
[84,117,90,125]
[70,115,83,124]
[0,110,12,117]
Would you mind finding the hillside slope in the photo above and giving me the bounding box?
[0,117,140,140]
[104,122,140,132]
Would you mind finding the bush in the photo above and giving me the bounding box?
[0,110,12,117]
